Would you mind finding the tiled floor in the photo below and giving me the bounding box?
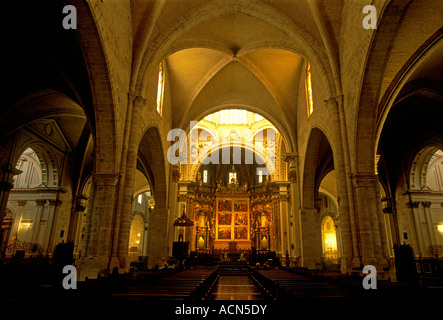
[211,275,264,300]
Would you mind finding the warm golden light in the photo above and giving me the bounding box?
[438,225,443,233]
[321,216,337,261]
[306,62,314,117]
[156,61,165,115]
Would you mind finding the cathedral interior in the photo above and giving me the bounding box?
[1,0,443,313]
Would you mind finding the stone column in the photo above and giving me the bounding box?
[168,164,180,255]
[45,199,63,255]
[285,153,301,261]
[110,94,145,272]
[275,182,291,258]
[351,174,390,273]
[67,196,87,243]
[422,201,436,250]
[271,195,281,255]
[69,196,87,258]
[325,96,360,273]
[299,207,322,269]
[142,221,149,257]
[32,199,46,244]
[381,198,396,257]
[406,201,422,257]
[77,173,120,280]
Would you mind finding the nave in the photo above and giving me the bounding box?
[2,263,442,305]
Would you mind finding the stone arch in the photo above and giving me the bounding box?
[302,127,335,210]
[355,0,443,175]
[182,104,293,154]
[13,144,59,188]
[409,146,442,190]
[138,126,168,211]
[137,126,169,268]
[191,145,271,185]
[72,0,119,174]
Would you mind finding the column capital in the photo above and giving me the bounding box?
[17,200,27,206]
[128,93,150,111]
[350,174,378,188]
[284,153,298,183]
[406,201,420,209]
[422,201,432,208]
[35,199,46,206]
[381,197,393,214]
[48,199,63,207]
[324,95,343,109]
[93,173,120,187]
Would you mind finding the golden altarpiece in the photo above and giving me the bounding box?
[174,178,292,261]
[171,110,294,261]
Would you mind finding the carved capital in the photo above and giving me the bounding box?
[422,201,432,208]
[351,174,378,188]
[133,95,147,109]
[35,199,46,206]
[406,201,420,209]
[48,199,63,207]
[324,95,343,110]
[17,200,27,206]
[93,173,120,187]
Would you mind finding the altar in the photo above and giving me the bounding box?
[175,168,280,260]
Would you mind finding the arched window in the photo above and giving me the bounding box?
[203,169,208,183]
[156,61,165,115]
[321,216,337,261]
[306,62,314,117]
[258,169,263,183]
[128,214,144,262]
[14,148,42,188]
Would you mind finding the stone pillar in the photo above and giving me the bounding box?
[381,198,396,257]
[168,164,180,255]
[77,173,120,280]
[351,174,390,274]
[406,201,421,257]
[276,182,291,258]
[325,96,359,273]
[142,221,149,257]
[271,196,281,255]
[175,181,193,243]
[300,207,322,269]
[32,199,46,244]
[285,153,301,261]
[45,199,63,255]
[110,94,145,273]
[68,196,87,258]
[422,201,436,250]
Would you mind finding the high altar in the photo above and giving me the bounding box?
[174,179,284,259]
